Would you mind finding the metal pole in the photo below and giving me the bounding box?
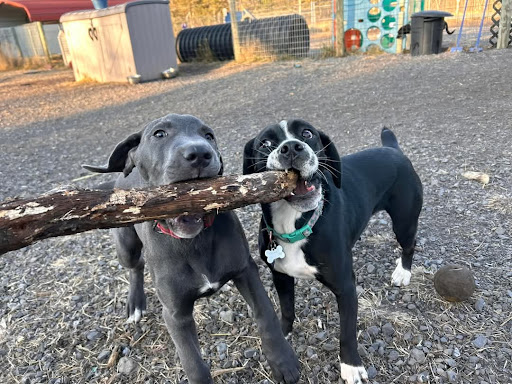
[228,0,241,60]
[335,0,345,56]
[451,0,469,52]
[470,0,490,51]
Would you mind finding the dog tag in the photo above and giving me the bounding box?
[265,242,285,263]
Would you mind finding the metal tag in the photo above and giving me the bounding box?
[265,241,285,263]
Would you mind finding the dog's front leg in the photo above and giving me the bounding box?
[271,269,296,336]
[233,259,300,384]
[161,301,213,384]
[333,269,368,384]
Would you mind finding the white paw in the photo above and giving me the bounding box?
[391,257,411,286]
[126,308,145,323]
[339,363,368,384]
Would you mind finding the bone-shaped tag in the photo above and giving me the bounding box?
[265,245,285,263]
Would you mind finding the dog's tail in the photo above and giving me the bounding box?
[381,127,402,152]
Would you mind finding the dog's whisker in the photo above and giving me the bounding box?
[315,141,335,155]
[316,169,329,184]
[319,162,341,176]
[316,156,342,163]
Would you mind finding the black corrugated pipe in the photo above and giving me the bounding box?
[176,14,310,62]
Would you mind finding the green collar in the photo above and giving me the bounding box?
[265,199,324,243]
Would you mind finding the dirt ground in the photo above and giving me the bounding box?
[0,49,511,384]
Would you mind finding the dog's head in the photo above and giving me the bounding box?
[243,119,341,212]
[83,113,223,238]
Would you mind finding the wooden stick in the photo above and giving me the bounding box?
[0,171,297,255]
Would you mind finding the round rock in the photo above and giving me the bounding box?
[433,264,475,302]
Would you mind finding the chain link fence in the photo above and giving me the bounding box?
[170,0,508,61]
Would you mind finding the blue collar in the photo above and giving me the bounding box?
[264,199,324,243]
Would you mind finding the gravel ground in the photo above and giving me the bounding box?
[0,49,511,384]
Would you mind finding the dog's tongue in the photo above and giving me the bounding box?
[293,178,315,196]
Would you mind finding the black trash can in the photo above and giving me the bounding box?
[410,11,453,56]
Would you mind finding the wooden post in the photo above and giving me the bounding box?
[0,171,298,255]
[497,0,512,48]
[228,0,241,60]
[36,22,51,63]
[335,0,345,56]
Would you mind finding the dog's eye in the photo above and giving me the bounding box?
[302,129,313,139]
[153,130,167,138]
[260,140,272,148]
[205,133,214,141]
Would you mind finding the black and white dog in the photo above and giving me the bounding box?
[83,114,300,384]
[242,119,423,384]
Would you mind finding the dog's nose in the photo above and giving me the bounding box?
[183,145,213,168]
[280,142,305,157]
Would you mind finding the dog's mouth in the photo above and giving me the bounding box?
[286,176,316,201]
[160,214,209,239]
[284,175,322,211]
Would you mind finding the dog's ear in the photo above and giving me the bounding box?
[82,132,141,177]
[318,130,342,188]
[242,138,256,175]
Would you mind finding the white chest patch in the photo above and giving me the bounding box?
[270,200,318,280]
[198,274,220,294]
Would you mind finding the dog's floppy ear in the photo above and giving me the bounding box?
[242,138,256,175]
[82,132,141,177]
[318,130,342,188]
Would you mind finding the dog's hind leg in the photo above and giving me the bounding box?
[112,226,146,322]
[387,191,422,287]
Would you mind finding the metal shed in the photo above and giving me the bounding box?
[60,0,177,83]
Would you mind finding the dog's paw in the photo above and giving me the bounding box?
[339,363,368,384]
[265,345,300,384]
[391,257,411,286]
[126,308,147,323]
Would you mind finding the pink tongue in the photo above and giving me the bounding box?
[294,179,315,195]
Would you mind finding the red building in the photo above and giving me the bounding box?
[0,1,127,26]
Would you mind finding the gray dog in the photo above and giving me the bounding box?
[83,114,300,384]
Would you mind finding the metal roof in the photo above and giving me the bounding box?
[1,1,128,22]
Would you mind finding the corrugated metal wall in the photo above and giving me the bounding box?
[0,22,58,61]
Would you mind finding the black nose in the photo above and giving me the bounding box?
[280,141,305,157]
[183,145,213,168]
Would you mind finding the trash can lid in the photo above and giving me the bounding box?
[411,10,453,18]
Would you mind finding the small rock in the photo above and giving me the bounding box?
[314,331,327,340]
[367,325,380,337]
[219,310,234,323]
[475,298,485,312]
[410,348,426,364]
[417,372,429,383]
[382,322,395,337]
[388,350,400,361]
[367,366,377,379]
[321,343,336,352]
[86,330,101,341]
[495,227,505,235]
[367,264,376,274]
[217,342,227,355]
[473,335,488,348]
[306,346,316,358]
[97,350,110,363]
[244,348,258,359]
[117,356,137,375]
[446,370,457,382]
[444,358,457,367]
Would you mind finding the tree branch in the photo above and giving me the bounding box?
[0,171,297,255]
